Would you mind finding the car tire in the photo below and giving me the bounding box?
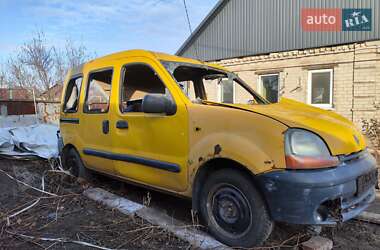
[199,168,273,248]
[62,148,92,180]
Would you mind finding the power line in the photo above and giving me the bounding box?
[182,0,200,60]
[183,0,193,34]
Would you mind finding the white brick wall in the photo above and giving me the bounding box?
[211,41,380,128]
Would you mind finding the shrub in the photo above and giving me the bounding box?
[362,118,380,149]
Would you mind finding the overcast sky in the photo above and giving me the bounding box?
[0,0,218,63]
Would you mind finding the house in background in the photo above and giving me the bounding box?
[37,84,63,124]
[177,0,380,127]
[0,88,35,116]
[0,85,62,127]
[39,83,63,102]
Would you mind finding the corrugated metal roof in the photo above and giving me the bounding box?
[176,0,380,61]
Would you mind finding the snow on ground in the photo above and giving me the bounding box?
[0,115,40,128]
[0,124,58,159]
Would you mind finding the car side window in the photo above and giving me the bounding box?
[120,64,167,113]
[84,69,113,113]
[63,76,83,113]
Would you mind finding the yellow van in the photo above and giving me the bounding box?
[59,50,378,248]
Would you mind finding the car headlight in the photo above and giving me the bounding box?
[284,129,339,169]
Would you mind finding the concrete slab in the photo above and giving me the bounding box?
[83,188,143,215]
[357,212,380,224]
[136,207,228,249]
[356,190,380,224]
[83,187,229,249]
[301,236,333,250]
[365,191,380,214]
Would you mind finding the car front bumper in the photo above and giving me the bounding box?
[256,151,378,225]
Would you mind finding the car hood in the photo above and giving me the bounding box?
[234,98,366,156]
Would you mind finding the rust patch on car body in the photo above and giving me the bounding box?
[214,144,222,155]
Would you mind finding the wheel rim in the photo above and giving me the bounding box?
[206,183,253,239]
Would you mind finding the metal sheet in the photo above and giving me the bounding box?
[177,0,380,61]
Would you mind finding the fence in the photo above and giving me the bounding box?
[0,100,35,116]
[0,101,60,127]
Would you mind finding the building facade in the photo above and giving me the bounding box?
[216,41,380,126]
[0,88,35,116]
[0,87,60,126]
[177,0,380,127]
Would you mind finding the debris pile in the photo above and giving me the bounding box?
[0,124,58,159]
[0,160,189,249]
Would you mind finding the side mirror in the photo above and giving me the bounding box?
[142,94,177,116]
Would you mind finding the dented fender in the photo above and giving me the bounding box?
[185,104,288,196]
[188,132,275,175]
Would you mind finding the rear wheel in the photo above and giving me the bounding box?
[62,148,92,179]
[199,169,273,248]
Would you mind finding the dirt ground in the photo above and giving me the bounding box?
[0,159,188,249]
[0,159,379,250]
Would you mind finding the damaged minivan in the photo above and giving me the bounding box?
[59,50,378,248]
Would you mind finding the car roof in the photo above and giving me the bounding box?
[69,49,227,76]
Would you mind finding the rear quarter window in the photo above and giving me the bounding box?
[63,76,83,113]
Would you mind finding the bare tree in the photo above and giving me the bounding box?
[18,31,54,93]
[0,67,7,87]
[53,40,94,85]
[52,47,66,88]
[3,31,94,100]
[65,40,93,69]
[6,56,36,90]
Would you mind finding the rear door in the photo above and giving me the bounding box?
[80,67,115,174]
[60,74,83,147]
[110,57,189,192]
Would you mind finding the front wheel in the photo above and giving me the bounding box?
[199,169,273,248]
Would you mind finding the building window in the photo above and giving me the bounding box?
[258,74,279,103]
[218,79,234,103]
[178,80,196,102]
[308,69,333,109]
[84,69,113,113]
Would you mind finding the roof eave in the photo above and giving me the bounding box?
[176,0,228,56]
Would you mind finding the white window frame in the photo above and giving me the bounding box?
[258,73,280,102]
[217,80,236,103]
[307,69,333,109]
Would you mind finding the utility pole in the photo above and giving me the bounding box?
[32,88,39,124]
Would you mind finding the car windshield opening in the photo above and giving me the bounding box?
[162,61,267,105]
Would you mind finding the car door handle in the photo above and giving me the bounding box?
[102,120,110,134]
[116,120,129,129]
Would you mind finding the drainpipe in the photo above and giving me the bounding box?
[351,44,357,122]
